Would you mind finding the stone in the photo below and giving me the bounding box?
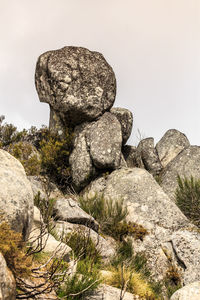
[170,228,200,284]
[0,150,33,240]
[110,107,133,144]
[122,145,137,168]
[28,175,63,200]
[54,221,116,262]
[69,122,96,189]
[83,168,192,282]
[86,112,122,169]
[0,252,16,300]
[29,207,71,260]
[156,129,190,168]
[170,281,200,300]
[137,138,162,176]
[84,284,138,300]
[53,197,99,232]
[103,168,188,230]
[35,46,116,127]
[160,146,200,201]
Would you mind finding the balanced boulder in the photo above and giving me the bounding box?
[35,46,116,128]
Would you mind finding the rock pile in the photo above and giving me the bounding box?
[35,46,133,190]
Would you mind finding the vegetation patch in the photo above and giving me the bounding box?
[176,175,200,227]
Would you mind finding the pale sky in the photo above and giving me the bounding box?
[0,0,200,145]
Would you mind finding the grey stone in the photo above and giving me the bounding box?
[29,206,71,260]
[0,252,16,300]
[86,112,122,169]
[83,168,191,281]
[156,129,190,168]
[0,150,33,240]
[137,138,162,176]
[103,168,188,230]
[122,145,137,168]
[35,46,116,127]
[84,284,138,300]
[160,146,200,201]
[110,107,133,145]
[170,281,200,300]
[53,197,99,232]
[69,122,96,189]
[171,228,200,284]
[54,221,116,262]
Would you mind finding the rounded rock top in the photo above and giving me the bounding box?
[35,46,116,125]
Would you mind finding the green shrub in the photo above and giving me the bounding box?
[57,258,100,299]
[39,127,73,190]
[65,230,101,265]
[0,222,32,278]
[79,193,128,237]
[8,141,41,176]
[175,175,200,227]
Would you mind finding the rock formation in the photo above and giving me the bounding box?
[0,149,33,240]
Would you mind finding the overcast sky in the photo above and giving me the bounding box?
[0,0,200,145]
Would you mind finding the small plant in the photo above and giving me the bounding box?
[65,230,102,265]
[0,222,32,278]
[164,265,182,298]
[8,141,41,176]
[175,175,200,227]
[79,193,128,238]
[34,192,56,227]
[57,258,100,300]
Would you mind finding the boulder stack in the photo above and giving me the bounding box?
[35,46,133,189]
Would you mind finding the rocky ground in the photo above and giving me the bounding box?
[1,46,200,299]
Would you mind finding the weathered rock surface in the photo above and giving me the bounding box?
[137,138,162,176]
[170,228,200,284]
[84,284,138,300]
[156,129,190,168]
[54,221,116,262]
[110,107,133,144]
[0,252,16,300]
[0,150,33,240]
[170,281,200,300]
[122,145,137,168]
[86,112,122,169]
[160,146,200,201]
[69,122,96,189]
[28,175,63,200]
[83,168,199,282]
[53,197,99,232]
[35,46,116,127]
[29,206,71,260]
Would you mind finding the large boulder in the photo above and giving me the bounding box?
[86,112,122,169]
[53,197,99,232]
[156,129,190,168]
[35,46,116,128]
[83,168,200,283]
[0,150,33,240]
[110,107,133,145]
[136,138,162,176]
[170,281,200,300]
[0,252,16,300]
[160,146,200,201]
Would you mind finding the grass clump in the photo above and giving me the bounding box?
[79,193,147,241]
[175,175,200,227]
[58,231,101,299]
